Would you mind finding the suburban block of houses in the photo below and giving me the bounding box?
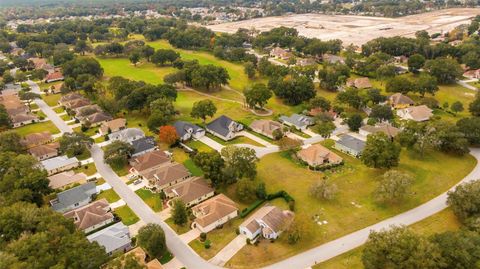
[191,194,239,233]
[41,155,80,175]
[63,198,114,233]
[174,121,205,141]
[279,114,314,131]
[164,177,214,207]
[239,205,294,241]
[87,222,132,256]
[206,115,243,141]
[0,89,38,128]
[297,144,343,167]
[250,119,282,139]
[334,134,366,157]
[396,105,433,122]
[50,182,96,213]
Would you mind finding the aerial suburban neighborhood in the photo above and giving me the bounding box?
[1,1,480,269]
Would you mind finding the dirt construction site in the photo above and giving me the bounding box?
[207,8,480,45]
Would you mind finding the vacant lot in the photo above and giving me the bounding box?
[208,8,480,45]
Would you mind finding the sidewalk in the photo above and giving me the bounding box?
[209,235,247,266]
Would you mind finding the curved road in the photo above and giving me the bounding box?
[30,79,480,269]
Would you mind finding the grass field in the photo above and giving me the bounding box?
[14,121,60,136]
[41,94,61,107]
[226,143,476,268]
[74,163,97,176]
[171,148,204,176]
[114,205,139,226]
[314,208,461,269]
[205,133,264,147]
[96,188,121,203]
[135,188,162,212]
[185,140,214,152]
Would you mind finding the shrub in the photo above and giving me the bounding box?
[200,232,207,242]
[246,238,251,245]
[240,199,264,218]
[204,239,211,249]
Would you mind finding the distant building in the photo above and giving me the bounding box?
[45,71,64,83]
[346,77,372,89]
[389,93,414,109]
[322,54,345,64]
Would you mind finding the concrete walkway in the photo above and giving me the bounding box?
[110,199,126,209]
[209,235,247,266]
[457,79,478,91]
[179,228,200,244]
[236,131,272,147]
[157,207,172,221]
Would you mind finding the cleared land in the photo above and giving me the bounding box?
[207,8,480,45]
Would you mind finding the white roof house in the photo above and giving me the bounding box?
[108,128,145,143]
[41,155,80,175]
[87,222,132,255]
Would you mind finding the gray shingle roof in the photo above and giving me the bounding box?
[206,115,235,137]
[131,136,156,155]
[279,114,314,128]
[50,182,96,212]
[87,222,131,254]
[336,134,366,152]
[174,121,203,137]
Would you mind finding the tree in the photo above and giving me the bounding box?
[190,99,217,123]
[147,98,176,131]
[407,54,425,72]
[284,213,312,245]
[269,75,315,105]
[158,125,178,146]
[62,57,103,79]
[470,93,480,116]
[369,105,393,122]
[244,83,272,109]
[172,199,188,226]
[397,121,436,157]
[221,146,258,180]
[376,64,396,80]
[432,120,469,155]
[0,104,11,130]
[315,120,336,138]
[278,137,302,152]
[103,141,134,170]
[309,179,338,200]
[106,252,145,269]
[375,170,413,203]
[362,226,443,269]
[236,178,258,202]
[461,51,480,69]
[415,74,438,97]
[447,179,480,226]
[317,63,350,91]
[193,151,225,187]
[309,96,331,111]
[0,131,24,153]
[347,114,363,131]
[431,230,480,269]
[336,88,363,109]
[450,101,464,115]
[137,224,167,259]
[59,132,93,158]
[424,57,462,84]
[386,76,414,94]
[191,65,230,91]
[456,117,480,145]
[74,40,90,55]
[244,62,256,79]
[361,133,401,168]
[129,51,141,66]
[151,49,180,66]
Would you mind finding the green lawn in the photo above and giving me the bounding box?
[54,106,65,113]
[96,188,121,203]
[60,114,72,121]
[114,205,139,226]
[41,94,61,107]
[206,133,264,147]
[227,144,476,268]
[314,208,461,269]
[112,165,130,177]
[14,121,60,136]
[185,140,214,152]
[135,188,162,212]
[74,163,97,176]
[165,218,191,234]
[122,111,153,136]
[171,148,204,176]
[73,126,99,137]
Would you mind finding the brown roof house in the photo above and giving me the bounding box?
[82,112,113,127]
[270,47,293,60]
[389,93,414,109]
[396,105,433,122]
[250,120,282,139]
[463,69,480,79]
[192,194,238,233]
[59,93,84,106]
[29,142,60,160]
[48,171,87,189]
[22,131,53,148]
[164,177,214,207]
[108,247,163,269]
[99,118,127,135]
[346,77,372,89]
[64,198,114,233]
[64,98,91,110]
[296,58,316,67]
[359,123,400,139]
[129,151,171,175]
[11,113,39,128]
[297,144,343,167]
[74,104,103,120]
[49,83,63,94]
[239,205,294,241]
[45,71,64,83]
[141,163,191,191]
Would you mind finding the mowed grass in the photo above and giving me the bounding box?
[96,188,121,203]
[135,188,162,212]
[114,205,139,226]
[74,162,97,176]
[226,144,476,268]
[41,94,61,107]
[314,208,461,269]
[14,121,60,136]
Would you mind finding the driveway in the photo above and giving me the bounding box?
[209,235,247,266]
[237,131,272,147]
[457,79,478,91]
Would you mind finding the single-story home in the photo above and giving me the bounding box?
[334,134,366,157]
[64,98,91,110]
[270,47,293,60]
[389,93,414,109]
[463,69,480,79]
[131,136,157,157]
[83,112,113,127]
[22,131,53,148]
[239,205,294,241]
[174,121,205,141]
[164,177,214,207]
[250,119,282,139]
[346,77,372,89]
[129,150,171,176]
[192,194,238,233]
[322,54,345,64]
[49,83,63,94]
[206,115,243,141]
[142,162,191,191]
[396,105,433,122]
[74,105,103,120]
[359,123,400,139]
[87,222,132,256]
[279,114,314,131]
[48,171,87,189]
[108,128,145,144]
[50,182,96,213]
[41,155,80,175]
[28,142,60,160]
[59,93,83,106]
[45,71,64,83]
[11,113,38,128]
[63,198,114,233]
[297,144,343,167]
[296,58,316,67]
[99,118,127,135]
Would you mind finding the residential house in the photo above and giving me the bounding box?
[87,222,132,256]
[463,69,480,79]
[191,194,238,233]
[396,105,433,122]
[239,205,294,241]
[346,77,372,89]
[29,57,49,70]
[29,142,60,160]
[83,112,113,127]
[109,248,163,269]
[394,55,408,64]
[173,121,205,141]
[45,71,64,83]
[250,119,282,139]
[129,150,171,175]
[99,118,127,135]
[297,144,343,167]
[270,47,292,60]
[11,113,38,128]
[307,108,337,119]
[206,115,243,141]
[50,182,96,213]
[59,93,83,106]
[22,131,53,148]
[359,123,400,139]
[131,136,157,157]
[279,114,314,131]
[334,134,366,157]
[41,155,80,175]
[64,198,114,233]
[108,128,145,144]
[164,177,214,207]
[142,163,191,191]
[74,104,102,119]
[389,93,414,109]
[322,54,345,64]
[63,98,91,110]
[48,171,87,189]
[296,58,316,67]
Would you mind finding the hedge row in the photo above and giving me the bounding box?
[240,190,296,218]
